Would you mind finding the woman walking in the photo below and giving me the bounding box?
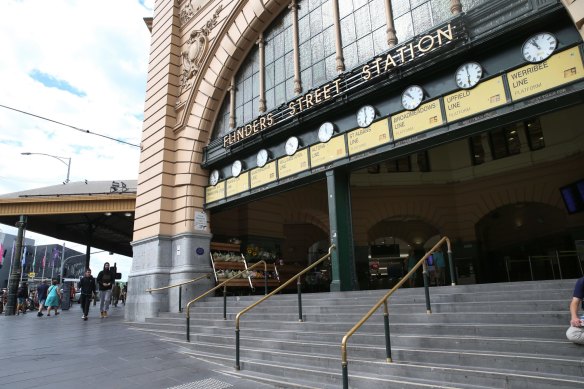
[45,279,61,317]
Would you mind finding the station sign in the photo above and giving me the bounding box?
[507,46,584,101]
[278,149,309,179]
[250,161,277,188]
[445,76,507,122]
[205,181,225,203]
[347,120,391,155]
[226,172,250,197]
[391,100,444,140]
[310,136,347,168]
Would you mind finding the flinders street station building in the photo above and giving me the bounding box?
[127,0,584,322]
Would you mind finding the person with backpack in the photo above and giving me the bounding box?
[45,279,61,317]
[97,262,115,318]
[36,280,49,317]
[16,282,28,315]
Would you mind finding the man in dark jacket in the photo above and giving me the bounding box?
[78,269,96,320]
[16,282,28,315]
[36,281,49,317]
[96,262,114,318]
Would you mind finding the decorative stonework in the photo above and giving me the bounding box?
[180,0,212,27]
[179,4,223,95]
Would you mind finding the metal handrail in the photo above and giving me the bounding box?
[234,244,336,370]
[185,260,268,342]
[146,274,211,313]
[340,236,454,389]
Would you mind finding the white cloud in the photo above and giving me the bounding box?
[0,0,152,194]
[0,0,152,276]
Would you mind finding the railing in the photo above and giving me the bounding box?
[506,251,582,281]
[340,236,454,389]
[185,260,268,342]
[146,274,211,313]
[234,244,336,370]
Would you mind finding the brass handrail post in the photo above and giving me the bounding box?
[297,276,303,322]
[235,245,336,370]
[223,285,227,320]
[146,274,211,314]
[422,261,432,314]
[341,237,451,389]
[185,261,267,342]
[446,238,456,286]
[383,300,392,363]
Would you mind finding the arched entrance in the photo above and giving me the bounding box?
[475,202,580,283]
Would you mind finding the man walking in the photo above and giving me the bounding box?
[97,262,114,318]
[78,269,96,320]
[36,280,49,317]
[567,276,584,344]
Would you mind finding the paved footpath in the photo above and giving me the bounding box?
[0,304,275,389]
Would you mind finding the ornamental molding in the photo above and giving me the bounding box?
[180,0,214,27]
[178,4,223,98]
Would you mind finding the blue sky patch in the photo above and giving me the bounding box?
[29,69,86,97]
[0,139,23,147]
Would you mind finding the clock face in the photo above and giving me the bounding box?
[356,105,376,128]
[318,122,335,143]
[455,62,483,89]
[256,149,269,168]
[522,32,557,63]
[231,160,243,177]
[401,85,424,110]
[209,169,220,186]
[285,136,299,156]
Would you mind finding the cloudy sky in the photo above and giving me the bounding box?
[0,0,154,279]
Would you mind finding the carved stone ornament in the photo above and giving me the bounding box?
[179,4,223,95]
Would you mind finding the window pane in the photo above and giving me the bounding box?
[286,77,296,101]
[310,7,323,36]
[354,5,372,40]
[357,35,375,64]
[286,51,296,79]
[344,42,359,70]
[252,73,259,98]
[275,82,286,106]
[265,88,275,111]
[243,101,253,123]
[341,15,357,48]
[397,156,411,172]
[299,15,310,44]
[301,68,313,92]
[265,63,274,90]
[322,0,334,28]
[394,12,414,43]
[372,26,387,56]
[265,40,274,65]
[370,0,386,30]
[489,129,508,160]
[412,3,433,35]
[417,151,430,172]
[243,77,252,103]
[391,0,411,18]
[274,57,285,84]
[323,26,336,57]
[311,34,325,63]
[470,135,484,165]
[504,126,521,156]
[313,60,326,86]
[339,0,354,18]
[326,54,337,80]
[526,118,545,151]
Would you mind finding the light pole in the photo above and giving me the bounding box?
[21,152,71,184]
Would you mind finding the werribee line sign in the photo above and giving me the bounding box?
[222,18,465,148]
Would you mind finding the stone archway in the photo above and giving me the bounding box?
[475,202,576,283]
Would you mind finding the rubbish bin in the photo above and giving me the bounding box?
[61,282,71,310]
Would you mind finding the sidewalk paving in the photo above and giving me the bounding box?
[0,303,275,389]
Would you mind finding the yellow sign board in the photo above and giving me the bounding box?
[444,76,507,122]
[250,161,277,188]
[507,46,584,101]
[347,119,390,155]
[206,181,225,203]
[310,136,347,168]
[392,100,444,140]
[278,149,309,179]
[28,272,36,278]
[226,172,250,197]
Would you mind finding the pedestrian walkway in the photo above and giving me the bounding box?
[0,304,275,389]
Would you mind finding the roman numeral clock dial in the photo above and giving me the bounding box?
[522,32,557,63]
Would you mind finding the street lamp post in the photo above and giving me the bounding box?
[21,152,71,184]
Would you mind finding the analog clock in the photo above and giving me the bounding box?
[401,85,424,110]
[455,62,483,89]
[256,149,269,168]
[356,105,376,128]
[209,169,220,186]
[522,32,557,63]
[318,122,335,143]
[285,136,299,156]
[231,160,243,178]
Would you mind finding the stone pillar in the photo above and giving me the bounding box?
[383,0,398,47]
[450,0,462,15]
[561,0,584,41]
[258,34,266,113]
[331,0,345,72]
[290,0,302,94]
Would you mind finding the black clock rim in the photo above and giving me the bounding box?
[521,31,557,64]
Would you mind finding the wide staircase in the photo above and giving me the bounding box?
[130,279,583,388]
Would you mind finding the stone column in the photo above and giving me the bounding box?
[331,0,345,72]
[451,0,462,15]
[229,77,236,129]
[290,0,302,94]
[383,0,398,47]
[258,34,266,113]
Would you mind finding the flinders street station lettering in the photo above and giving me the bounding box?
[223,20,462,148]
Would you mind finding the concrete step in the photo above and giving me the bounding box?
[133,319,570,341]
[171,343,584,389]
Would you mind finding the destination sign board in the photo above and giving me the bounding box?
[391,100,444,140]
[226,172,250,197]
[445,76,507,122]
[250,161,277,188]
[347,120,391,155]
[278,149,309,179]
[310,136,347,168]
[507,46,584,101]
[206,181,225,203]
